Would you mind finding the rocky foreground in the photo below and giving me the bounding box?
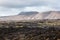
[0,27,60,40]
[0,19,60,40]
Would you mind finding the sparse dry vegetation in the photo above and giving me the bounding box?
[0,19,60,40]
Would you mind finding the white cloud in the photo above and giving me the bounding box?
[0,7,23,16]
[23,6,56,12]
[0,0,59,16]
[0,6,56,16]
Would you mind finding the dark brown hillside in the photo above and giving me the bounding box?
[0,19,60,40]
[0,27,60,40]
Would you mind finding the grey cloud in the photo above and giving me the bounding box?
[0,0,59,8]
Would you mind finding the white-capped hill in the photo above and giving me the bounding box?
[0,11,60,22]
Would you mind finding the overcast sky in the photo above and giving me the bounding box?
[0,0,60,16]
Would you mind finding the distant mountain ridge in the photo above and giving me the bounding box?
[0,11,60,22]
[19,11,38,16]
